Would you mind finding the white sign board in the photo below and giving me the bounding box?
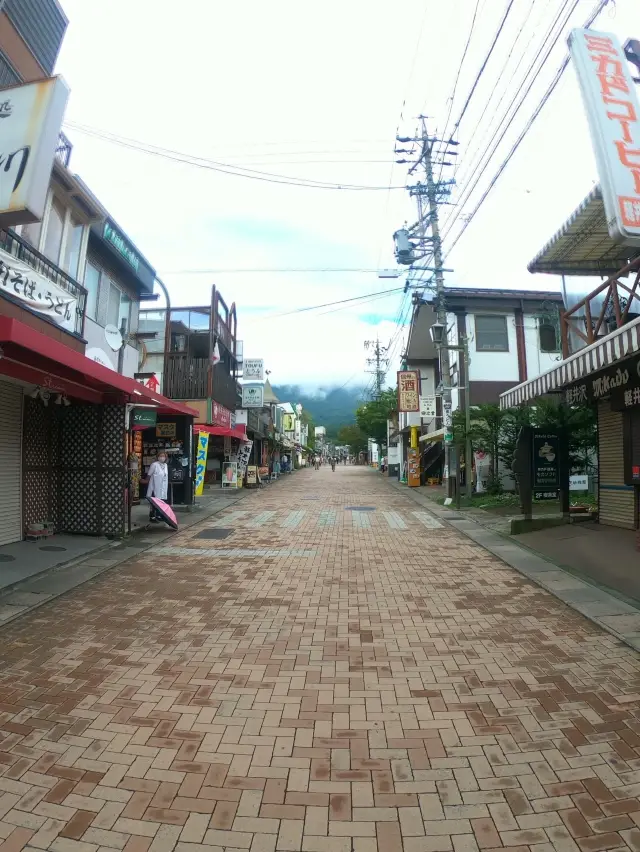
[86,347,115,369]
[443,400,453,428]
[244,358,264,380]
[242,383,264,407]
[0,77,69,225]
[568,29,640,244]
[0,246,76,330]
[570,474,589,491]
[420,395,437,419]
[388,446,400,465]
[237,440,253,475]
[235,408,248,425]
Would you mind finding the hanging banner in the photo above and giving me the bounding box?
[568,29,640,244]
[0,247,77,330]
[237,439,253,475]
[195,431,209,496]
[397,370,420,412]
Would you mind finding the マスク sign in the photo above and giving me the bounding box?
[0,77,69,225]
[568,29,640,244]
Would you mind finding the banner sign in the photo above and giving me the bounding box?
[244,359,264,381]
[419,395,437,419]
[237,440,253,476]
[211,401,232,428]
[0,247,77,331]
[195,431,209,496]
[397,370,420,412]
[283,413,296,432]
[132,409,157,428]
[568,29,640,244]
[242,383,264,408]
[222,461,238,488]
[566,355,640,408]
[532,431,560,500]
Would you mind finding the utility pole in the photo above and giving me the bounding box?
[364,338,389,398]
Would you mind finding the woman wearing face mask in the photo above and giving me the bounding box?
[146,452,169,522]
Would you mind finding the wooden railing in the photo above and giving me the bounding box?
[561,255,640,357]
[165,356,208,399]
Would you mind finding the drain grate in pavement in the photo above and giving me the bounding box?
[195,528,234,540]
[345,506,376,512]
[0,554,15,562]
[39,546,67,552]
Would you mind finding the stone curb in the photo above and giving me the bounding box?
[385,476,640,654]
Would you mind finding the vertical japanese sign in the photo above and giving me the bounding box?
[397,370,420,412]
[195,431,209,496]
[532,431,560,500]
[568,29,640,244]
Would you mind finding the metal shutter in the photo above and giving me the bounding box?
[0,382,23,545]
[598,399,636,529]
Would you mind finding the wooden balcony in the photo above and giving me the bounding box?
[561,256,640,357]
[164,355,239,412]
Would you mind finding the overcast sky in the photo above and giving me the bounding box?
[55,0,636,389]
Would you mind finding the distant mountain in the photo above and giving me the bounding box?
[273,384,366,432]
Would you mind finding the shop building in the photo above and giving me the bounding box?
[500,186,640,531]
[0,0,67,88]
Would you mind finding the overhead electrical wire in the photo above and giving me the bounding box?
[241,285,405,323]
[64,122,408,192]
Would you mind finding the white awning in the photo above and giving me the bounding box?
[419,427,444,443]
[500,315,640,408]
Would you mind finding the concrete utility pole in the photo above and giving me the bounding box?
[412,118,455,497]
[364,338,389,398]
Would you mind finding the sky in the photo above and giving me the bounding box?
[54,0,637,389]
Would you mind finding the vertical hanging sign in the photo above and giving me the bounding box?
[195,431,209,496]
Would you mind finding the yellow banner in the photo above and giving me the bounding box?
[195,431,209,496]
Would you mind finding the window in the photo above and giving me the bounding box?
[62,215,83,278]
[118,291,131,334]
[21,219,42,250]
[84,261,100,321]
[475,315,509,351]
[43,196,65,264]
[106,279,120,328]
[539,321,560,352]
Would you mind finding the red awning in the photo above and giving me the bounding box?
[0,316,198,417]
[194,423,248,441]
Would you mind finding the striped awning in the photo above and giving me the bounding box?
[500,315,640,409]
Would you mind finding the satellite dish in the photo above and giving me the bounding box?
[104,324,123,351]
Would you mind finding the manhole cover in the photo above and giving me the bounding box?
[195,528,234,540]
[345,506,376,512]
[0,554,15,562]
[39,546,67,552]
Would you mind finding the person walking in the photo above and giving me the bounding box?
[331,457,336,472]
[314,456,320,471]
[146,452,169,522]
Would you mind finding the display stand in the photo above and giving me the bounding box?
[222,462,238,488]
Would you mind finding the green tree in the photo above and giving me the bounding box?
[355,389,397,446]
[337,424,368,455]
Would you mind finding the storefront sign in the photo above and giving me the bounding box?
[237,440,252,475]
[532,431,560,500]
[244,359,264,381]
[242,383,264,407]
[568,29,640,244]
[0,77,69,224]
[156,422,177,438]
[420,395,437,419]
[132,409,157,428]
[195,431,209,496]
[222,461,238,488]
[103,220,140,273]
[0,247,77,330]
[235,408,248,425]
[570,474,589,491]
[566,355,640,406]
[246,466,258,485]
[283,413,296,432]
[211,401,232,428]
[397,370,420,412]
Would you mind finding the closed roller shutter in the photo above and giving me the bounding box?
[598,399,636,529]
[0,382,23,545]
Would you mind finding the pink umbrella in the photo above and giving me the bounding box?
[147,497,179,530]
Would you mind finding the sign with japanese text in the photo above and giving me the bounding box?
[568,29,640,244]
[565,356,640,407]
[283,413,296,432]
[419,395,437,419]
[237,440,253,476]
[242,383,264,408]
[211,401,232,428]
[0,247,77,331]
[243,359,264,381]
[195,431,209,496]
[532,431,559,500]
[156,422,176,438]
[0,77,69,224]
[397,370,420,412]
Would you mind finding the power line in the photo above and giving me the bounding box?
[65,122,409,192]
[240,285,405,323]
[161,267,400,274]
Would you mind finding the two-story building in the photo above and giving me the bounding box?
[397,287,564,485]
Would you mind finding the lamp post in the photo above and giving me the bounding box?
[430,323,473,501]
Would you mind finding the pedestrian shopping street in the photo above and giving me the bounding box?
[1,468,640,852]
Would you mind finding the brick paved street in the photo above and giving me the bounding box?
[1,467,640,852]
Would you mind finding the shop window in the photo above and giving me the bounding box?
[21,218,42,250]
[62,215,84,279]
[118,291,131,334]
[475,315,508,351]
[43,196,65,264]
[84,261,100,321]
[539,321,560,352]
[106,280,120,328]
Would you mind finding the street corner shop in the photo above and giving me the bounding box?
[0,315,196,545]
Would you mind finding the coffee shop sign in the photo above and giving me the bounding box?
[566,365,632,404]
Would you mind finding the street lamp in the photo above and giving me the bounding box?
[429,322,445,346]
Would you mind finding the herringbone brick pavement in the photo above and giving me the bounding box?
[0,468,639,852]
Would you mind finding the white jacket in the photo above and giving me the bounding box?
[147,461,168,500]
